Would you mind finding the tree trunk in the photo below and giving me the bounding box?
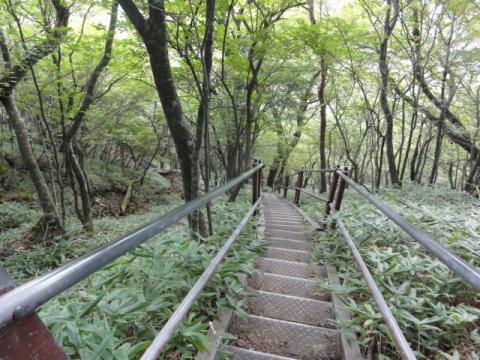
[318,58,328,192]
[379,0,400,186]
[0,94,64,239]
[429,122,444,184]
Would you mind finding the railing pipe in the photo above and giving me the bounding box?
[337,220,417,360]
[300,169,336,173]
[336,170,480,291]
[0,163,264,331]
[295,187,328,203]
[141,197,262,359]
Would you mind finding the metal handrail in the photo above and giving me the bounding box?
[336,170,480,291]
[294,187,328,203]
[141,197,262,359]
[0,163,264,331]
[337,220,416,359]
[299,168,336,173]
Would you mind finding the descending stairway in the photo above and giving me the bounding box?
[223,193,343,359]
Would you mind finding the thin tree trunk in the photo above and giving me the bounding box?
[378,0,400,186]
[1,94,64,239]
[318,58,328,192]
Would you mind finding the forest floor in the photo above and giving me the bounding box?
[294,183,480,359]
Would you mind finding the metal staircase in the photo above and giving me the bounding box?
[223,193,344,359]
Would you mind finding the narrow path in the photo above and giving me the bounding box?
[224,193,342,359]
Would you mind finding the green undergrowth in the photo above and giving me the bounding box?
[0,196,180,282]
[28,192,261,359]
[293,183,480,359]
[0,161,173,271]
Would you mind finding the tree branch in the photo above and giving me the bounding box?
[0,0,69,97]
[118,0,147,37]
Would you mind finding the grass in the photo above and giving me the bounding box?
[1,190,261,359]
[290,182,480,359]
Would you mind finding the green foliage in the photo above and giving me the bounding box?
[0,202,38,229]
[295,184,480,358]
[6,194,262,359]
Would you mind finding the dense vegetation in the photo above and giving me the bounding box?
[293,182,479,358]
[1,0,479,358]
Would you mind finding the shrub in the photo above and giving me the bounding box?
[0,202,37,230]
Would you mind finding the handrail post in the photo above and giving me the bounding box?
[334,166,348,211]
[0,268,69,359]
[258,161,263,197]
[323,164,340,228]
[293,169,304,206]
[252,160,259,215]
[283,175,289,198]
[330,166,349,228]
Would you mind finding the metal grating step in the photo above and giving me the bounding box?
[266,224,305,232]
[265,229,307,241]
[265,214,303,220]
[229,314,340,360]
[265,238,310,251]
[266,221,304,228]
[255,257,326,279]
[264,211,302,217]
[246,290,334,327]
[265,218,304,225]
[221,345,296,360]
[263,248,310,263]
[248,273,330,301]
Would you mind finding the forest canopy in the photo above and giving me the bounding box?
[2,0,479,241]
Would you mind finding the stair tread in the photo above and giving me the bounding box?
[246,290,334,327]
[255,257,326,279]
[263,248,310,263]
[266,224,305,231]
[229,314,340,360]
[223,345,297,360]
[265,230,307,241]
[248,272,330,301]
[264,238,310,251]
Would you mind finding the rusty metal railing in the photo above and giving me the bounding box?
[0,162,264,359]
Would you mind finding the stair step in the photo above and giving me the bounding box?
[264,248,310,263]
[264,212,302,218]
[248,273,330,301]
[264,209,297,214]
[246,290,334,327]
[265,238,310,251]
[229,315,340,359]
[265,229,307,241]
[255,257,326,279]
[222,345,296,360]
[266,221,304,228]
[265,214,302,220]
[266,224,305,232]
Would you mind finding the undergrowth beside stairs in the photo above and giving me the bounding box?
[291,183,480,359]
[4,192,261,359]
